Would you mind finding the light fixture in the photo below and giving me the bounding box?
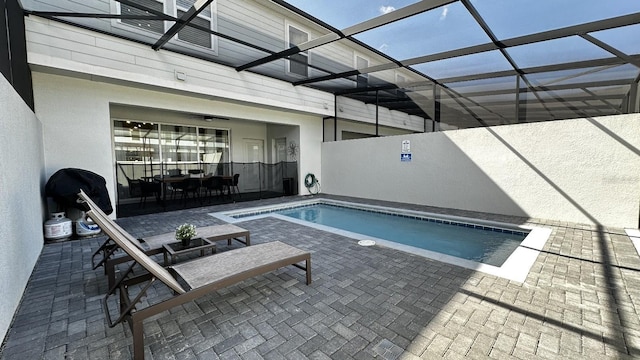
[175,70,187,81]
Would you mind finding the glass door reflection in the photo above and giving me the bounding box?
[160,125,199,176]
[199,127,229,175]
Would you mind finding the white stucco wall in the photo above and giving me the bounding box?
[321,114,640,228]
[0,77,45,341]
[32,72,323,214]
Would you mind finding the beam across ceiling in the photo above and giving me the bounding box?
[20,12,162,20]
[236,0,454,72]
[152,0,214,50]
[23,0,640,128]
[406,12,640,66]
[295,12,640,89]
[436,57,640,84]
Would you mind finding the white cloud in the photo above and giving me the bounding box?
[440,6,449,20]
[380,5,396,15]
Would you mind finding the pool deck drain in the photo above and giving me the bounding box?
[358,239,376,246]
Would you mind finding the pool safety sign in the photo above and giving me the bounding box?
[401,140,411,162]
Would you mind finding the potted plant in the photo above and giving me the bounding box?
[175,223,197,247]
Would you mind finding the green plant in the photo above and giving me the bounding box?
[175,223,197,241]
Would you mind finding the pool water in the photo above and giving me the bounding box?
[274,204,527,267]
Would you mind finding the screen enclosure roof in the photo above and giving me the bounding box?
[22,0,640,129]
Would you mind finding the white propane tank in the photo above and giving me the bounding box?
[44,212,73,241]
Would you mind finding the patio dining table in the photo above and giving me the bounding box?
[157,175,233,204]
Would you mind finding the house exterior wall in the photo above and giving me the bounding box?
[335,96,428,133]
[22,0,427,132]
[323,117,423,141]
[321,114,640,229]
[24,15,334,115]
[32,71,322,216]
[25,10,328,216]
[22,2,640,224]
[0,76,45,341]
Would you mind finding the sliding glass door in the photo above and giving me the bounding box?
[113,120,230,202]
[198,127,229,175]
[161,125,198,175]
[113,121,160,198]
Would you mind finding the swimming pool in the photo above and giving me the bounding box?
[211,199,551,282]
[272,204,525,267]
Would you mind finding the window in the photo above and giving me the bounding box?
[287,25,309,77]
[113,120,230,183]
[396,74,407,97]
[176,0,214,48]
[115,0,216,50]
[120,0,165,34]
[356,56,369,88]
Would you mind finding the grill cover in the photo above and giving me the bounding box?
[45,168,113,214]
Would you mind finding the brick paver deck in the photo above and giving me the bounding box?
[2,195,639,359]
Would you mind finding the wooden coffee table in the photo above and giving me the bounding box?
[163,238,217,265]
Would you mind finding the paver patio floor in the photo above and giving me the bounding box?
[2,195,639,359]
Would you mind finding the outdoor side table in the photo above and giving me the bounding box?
[163,238,217,265]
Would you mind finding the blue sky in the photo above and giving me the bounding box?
[283,0,640,66]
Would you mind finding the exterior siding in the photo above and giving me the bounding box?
[23,0,428,131]
[219,1,284,52]
[25,16,333,112]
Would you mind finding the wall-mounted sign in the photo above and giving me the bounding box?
[401,140,411,162]
[401,140,410,153]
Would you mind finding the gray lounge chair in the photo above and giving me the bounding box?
[83,199,311,360]
[81,191,250,288]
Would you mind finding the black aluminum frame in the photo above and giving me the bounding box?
[19,0,640,129]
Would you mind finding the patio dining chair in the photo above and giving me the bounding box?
[183,177,202,200]
[202,175,224,200]
[229,173,240,199]
[126,177,159,207]
[84,202,311,360]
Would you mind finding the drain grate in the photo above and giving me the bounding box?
[358,239,376,246]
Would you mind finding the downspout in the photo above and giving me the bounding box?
[515,75,521,122]
[375,90,379,137]
[334,94,338,141]
[433,83,440,132]
[322,117,333,142]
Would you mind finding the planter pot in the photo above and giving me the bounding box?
[180,237,192,247]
